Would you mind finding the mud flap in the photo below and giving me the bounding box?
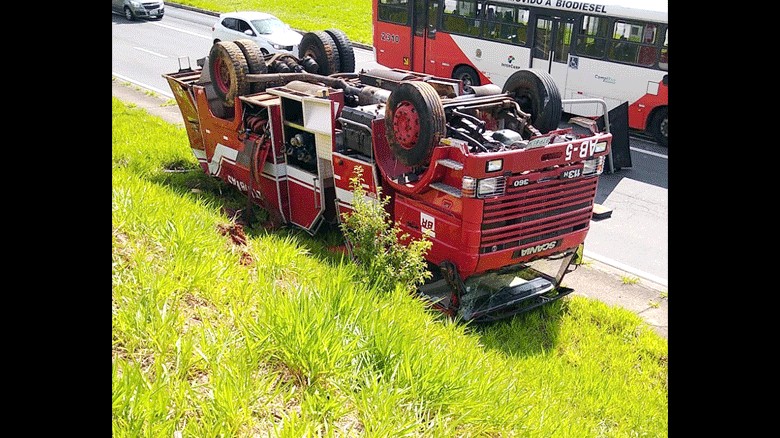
[597,102,632,173]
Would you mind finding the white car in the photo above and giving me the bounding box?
[211,11,302,56]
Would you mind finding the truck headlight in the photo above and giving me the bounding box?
[486,159,503,172]
[582,156,605,175]
[477,176,506,198]
[593,141,608,153]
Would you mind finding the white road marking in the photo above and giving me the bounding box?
[630,147,668,159]
[152,22,211,39]
[133,47,168,58]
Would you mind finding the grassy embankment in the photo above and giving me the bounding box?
[171,0,375,45]
[112,96,667,436]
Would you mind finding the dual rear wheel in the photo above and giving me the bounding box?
[209,30,356,106]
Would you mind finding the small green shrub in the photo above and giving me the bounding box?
[339,166,432,292]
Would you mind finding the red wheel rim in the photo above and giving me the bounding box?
[392,102,420,150]
[214,57,230,94]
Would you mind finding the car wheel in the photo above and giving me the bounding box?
[299,31,340,75]
[324,29,355,73]
[384,81,446,167]
[208,41,249,106]
[124,7,135,21]
[649,107,668,147]
[233,39,268,93]
[502,69,562,134]
[453,65,480,88]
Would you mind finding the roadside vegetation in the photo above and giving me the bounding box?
[112,97,667,436]
[172,0,374,44]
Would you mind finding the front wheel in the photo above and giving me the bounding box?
[649,107,668,147]
[124,7,135,21]
[453,65,480,88]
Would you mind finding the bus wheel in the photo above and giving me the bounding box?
[385,81,446,167]
[649,107,668,147]
[209,41,249,106]
[325,29,355,73]
[299,31,341,75]
[453,65,480,88]
[502,69,562,134]
[233,39,268,93]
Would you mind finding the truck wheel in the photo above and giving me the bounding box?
[209,41,250,106]
[453,65,480,88]
[299,31,340,75]
[233,39,268,93]
[502,69,562,134]
[325,29,355,73]
[385,81,446,167]
[649,107,668,147]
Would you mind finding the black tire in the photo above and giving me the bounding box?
[233,39,268,93]
[502,69,562,134]
[649,107,668,147]
[384,81,446,167]
[299,31,341,75]
[453,65,480,88]
[324,28,355,73]
[209,41,250,106]
[124,7,135,21]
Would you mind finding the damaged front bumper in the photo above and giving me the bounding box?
[419,246,582,323]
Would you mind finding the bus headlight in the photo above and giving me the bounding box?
[583,156,605,176]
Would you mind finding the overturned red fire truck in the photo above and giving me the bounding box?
[163,30,613,322]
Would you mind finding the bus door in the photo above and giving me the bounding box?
[409,0,440,74]
[530,14,574,94]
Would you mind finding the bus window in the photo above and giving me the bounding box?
[442,0,482,37]
[609,20,642,64]
[377,0,409,25]
[553,20,573,63]
[575,15,608,58]
[534,18,553,60]
[483,5,529,45]
[659,28,668,70]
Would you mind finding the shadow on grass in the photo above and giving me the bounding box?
[465,298,569,358]
[148,163,350,266]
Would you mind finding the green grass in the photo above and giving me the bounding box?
[112,97,668,436]
[173,0,374,45]
[621,276,641,285]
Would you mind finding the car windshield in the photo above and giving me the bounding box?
[251,18,287,34]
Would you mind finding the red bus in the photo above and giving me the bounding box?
[372,0,668,146]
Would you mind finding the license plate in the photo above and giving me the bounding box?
[560,168,581,179]
[150,9,159,15]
